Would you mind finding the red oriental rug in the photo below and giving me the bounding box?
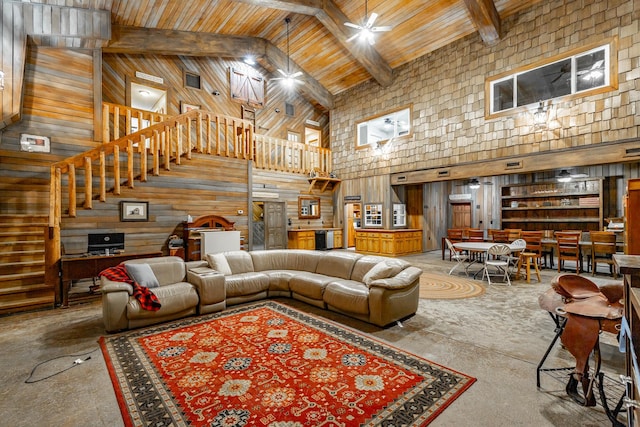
[100,301,475,426]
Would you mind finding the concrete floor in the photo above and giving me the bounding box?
[0,250,627,426]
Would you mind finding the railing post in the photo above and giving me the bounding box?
[99,151,106,202]
[84,156,93,209]
[176,122,182,165]
[163,126,171,170]
[216,116,221,156]
[102,104,110,143]
[196,111,203,153]
[140,134,147,182]
[114,106,120,140]
[153,130,160,176]
[68,163,76,217]
[127,140,134,188]
[113,145,121,195]
[205,113,212,154]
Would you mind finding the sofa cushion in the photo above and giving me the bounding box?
[324,280,370,315]
[127,282,198,319]
[206,253,233,275]
[289,273,334,300]
[223,251,255,275]
[124,256,186,286]
[225,272,269,297]
[251,250,320,273]
[263,270,299,293]
[362,260,406,286]
[315,252,362,280]
[125,263,160,288]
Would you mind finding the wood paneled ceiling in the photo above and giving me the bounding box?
[103,0,543,110]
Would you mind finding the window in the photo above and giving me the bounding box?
[487,40,616,117]
[364,203,383,227]
[355,106,412,149]
[183,70,201,90]
[393,204,406,227]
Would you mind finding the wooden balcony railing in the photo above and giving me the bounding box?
[48,104,332,228]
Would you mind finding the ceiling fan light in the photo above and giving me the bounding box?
[557,170,572,182]
[469,179,480,189]
[243,56,256,66]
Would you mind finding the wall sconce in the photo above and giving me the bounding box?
[0,71,4,91]
[533,100,548,129]
[212,90,220,96]
[468,178,480,189]
[557,169,572,183]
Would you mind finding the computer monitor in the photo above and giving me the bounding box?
[88,233,125,255]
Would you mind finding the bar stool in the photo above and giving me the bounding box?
[517,251,541,283]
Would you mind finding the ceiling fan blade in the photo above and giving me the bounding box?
[591,59,604,69]
[277,69,288,77]
[366,12,378,28]
[290,71,303,78]
[371,26,392,32]
[344,22,362,30]
[346,32,360,42]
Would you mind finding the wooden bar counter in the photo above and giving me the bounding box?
[355,229,422,256]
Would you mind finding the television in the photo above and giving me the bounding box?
[88,233,125,255]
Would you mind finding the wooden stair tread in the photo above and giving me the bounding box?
[0,296,54,312]
[0,283,51,295]
[0,271,45,281]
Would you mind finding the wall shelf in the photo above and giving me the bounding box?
[307,177,341,194]
[500,178,603,231]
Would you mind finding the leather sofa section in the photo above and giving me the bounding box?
[250,249,320,273]
[324,280,370,315]
[127,282,199,320]
[225,272,269,297]
[289,272,334,301]
[315,251,361,280]
[225,251,255,274]
[124,256,187,285]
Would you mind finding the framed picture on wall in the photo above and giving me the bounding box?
[20,134,50,153]
[120,201,149,222]
[180,101,200,114]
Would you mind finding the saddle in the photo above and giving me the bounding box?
[540,274,623,406]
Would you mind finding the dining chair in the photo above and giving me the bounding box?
[589,231,617,278]
[482,244,512,285]
[467,229,485,261]
[445,238,469,276]
[491,230,510,243]
[505,229,522,241]
[556,231,581,273]
[446,229,464,261]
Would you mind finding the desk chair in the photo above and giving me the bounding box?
[556,232,581,274]
[589,231,617,279]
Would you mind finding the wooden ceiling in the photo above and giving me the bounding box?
[103,0,543,109]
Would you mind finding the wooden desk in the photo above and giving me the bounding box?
[59,251,162,307]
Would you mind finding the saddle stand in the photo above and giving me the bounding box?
[537,274,626,426]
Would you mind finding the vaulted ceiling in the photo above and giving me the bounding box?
[102,0,543,110]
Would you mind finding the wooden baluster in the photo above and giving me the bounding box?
[206,113,212,154]
[49,166,61,228]
[140,134,147,182]
[153,130,160,175]
[196,111,203,152]
[137,111,143,133]
[163,126,171,170]
[84,156,92,209]
[224,117,229,157]
[113,145,121,195]
[280,139,285,171]
[216,115,221,156]
[114,106,120,140]
[127,140,134,188]
[102,104,110,143]
[99,151,106,202]
[185,117,192,160]
[68,163,76,217]
[249,123,254,161]
[176,122,182,165]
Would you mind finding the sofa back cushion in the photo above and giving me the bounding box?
[362,260,407,286]
[250,250,320,273]
[124,263,160,288]
[315,251,362,280]
[123,256,186,286]
[219,251,255,274]
[206,253,233,275]
[350,255,389,282]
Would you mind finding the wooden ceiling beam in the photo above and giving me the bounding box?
[231,0,394,87]
[463,0,501,46]
[104,25,334,110]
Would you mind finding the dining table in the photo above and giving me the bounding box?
[453,241,526,278]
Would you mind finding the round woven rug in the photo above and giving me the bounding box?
[419,272,486,299]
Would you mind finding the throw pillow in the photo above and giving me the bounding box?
[362,261,394,286]
[206,253,233,276]
[125,263,160,288]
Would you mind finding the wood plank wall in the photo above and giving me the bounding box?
[102,53,330,147]
[0,46,96,214]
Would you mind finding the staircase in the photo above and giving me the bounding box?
[0,215,53,315]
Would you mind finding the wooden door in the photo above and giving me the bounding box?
[452,203,471,229]
[346,202,361,248]
[264,202,287,249]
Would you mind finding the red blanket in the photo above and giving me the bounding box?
[99,264,161,311]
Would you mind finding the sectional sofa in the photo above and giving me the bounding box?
[101,249,422,332]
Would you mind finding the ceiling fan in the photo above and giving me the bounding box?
[344,0,392,45]
[550,59,604,84]
[274,18,303,87]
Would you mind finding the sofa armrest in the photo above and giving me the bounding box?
[187,269,226,307]
[101,277,134,295]
[369,266,422,290]
[186,260,209,270]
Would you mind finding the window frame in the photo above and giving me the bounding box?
[363,203,383,228]
[485,37,618,119]
[355,105,413,150]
